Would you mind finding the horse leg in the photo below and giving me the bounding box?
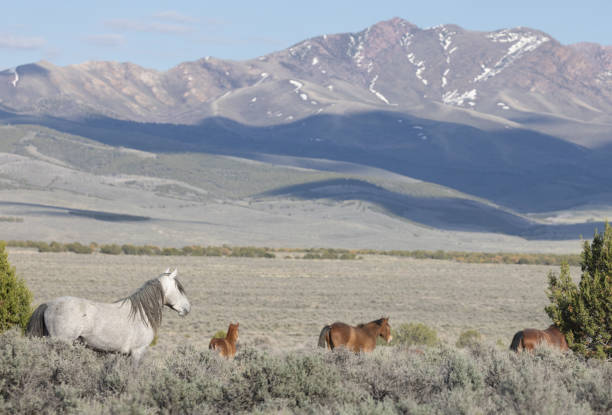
[130,345,148,368]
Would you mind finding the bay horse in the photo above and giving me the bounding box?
[26,268,190,365]
[509,325,569,352]
[209,322,239,358]
[318,317,392,352]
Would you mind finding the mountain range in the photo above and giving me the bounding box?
[1,18,611,249]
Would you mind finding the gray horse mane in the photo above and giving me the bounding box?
[119,279,164,333]
[118,278,165,332]
[117,273,186,333]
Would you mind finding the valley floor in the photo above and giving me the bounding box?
[8,249,578,357]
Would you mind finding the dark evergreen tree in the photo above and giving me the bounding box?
[0,241,33,333]
[546,224,612,359]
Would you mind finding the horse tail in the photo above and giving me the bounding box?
[318,325,332,349]
[509,330,524,352]
[26,303,49,337]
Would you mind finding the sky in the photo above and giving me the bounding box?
[2,0,611,71]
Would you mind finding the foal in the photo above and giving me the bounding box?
[209,322,239,358]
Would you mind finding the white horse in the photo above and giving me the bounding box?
[26,268,190,365]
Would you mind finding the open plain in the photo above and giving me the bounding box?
[8,248,579,359]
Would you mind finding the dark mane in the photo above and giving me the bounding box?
[358,318,385,328]
[118,278,165,333]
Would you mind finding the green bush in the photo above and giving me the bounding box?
[65,242,93,254]
[0,242,32,333]
[100,244,122,255]
[161,247,182,256]
[546,223,612,359]
[121,244,138,255]
[212,330,226,339]
[456,329,482,349]
[390,322,438,347]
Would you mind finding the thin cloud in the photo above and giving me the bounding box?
[0,34,46,49]
[153,10,197,24]
[106,19,192,35]
[85,34,126,47]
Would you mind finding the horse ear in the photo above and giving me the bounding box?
[164,267,170,274]
[169,268,178,279]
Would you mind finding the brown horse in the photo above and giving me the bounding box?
[509,325,569,352]
[209,322,239,358]
[318,317,392,352]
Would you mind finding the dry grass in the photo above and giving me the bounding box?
[8,249,576,361]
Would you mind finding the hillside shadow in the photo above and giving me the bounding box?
[2,109,612,216]
[0,201,150,222]
[257,178,605,240]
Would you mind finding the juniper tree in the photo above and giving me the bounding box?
[0,241,33,333]
[545,224,612,359]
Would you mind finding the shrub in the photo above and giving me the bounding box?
[546,223,612,359]
[121,244,138,255]
[161,247,182,256]
[100,244,122,255]
[456,329,482,349]
[48,241,65,252]
[65,242,93,254]
[390,322,438,347]
[0,242,32,333]
[1,334,611,413]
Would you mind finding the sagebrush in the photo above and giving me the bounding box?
[1,331,610,414]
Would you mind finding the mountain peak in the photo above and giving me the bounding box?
[1,18,612,149]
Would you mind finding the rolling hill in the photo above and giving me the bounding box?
[1,18,611,250]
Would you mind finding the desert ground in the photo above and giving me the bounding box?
[8,248,578,360]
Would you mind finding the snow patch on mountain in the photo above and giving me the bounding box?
[412,125,428,140]
[348,29,370,68]
[437,27,457,88]
[289,80,309,101]
[400,32,414,48]
[9,68,19,87]
[289,42,312,60]
[443,89,477,106]
[406,53,428,85]
[289,80,303,92]
[252,72,269,87]
[475,30,550,82]
[437,26,455,51]
[369,75,390,104]
[497,102,510,110]
[442,68,450,88]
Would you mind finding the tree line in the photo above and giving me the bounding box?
[2,240,582,265]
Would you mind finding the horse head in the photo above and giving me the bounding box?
[160,268,191,316]
[379,317,392,343]
[227,322,239,342]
